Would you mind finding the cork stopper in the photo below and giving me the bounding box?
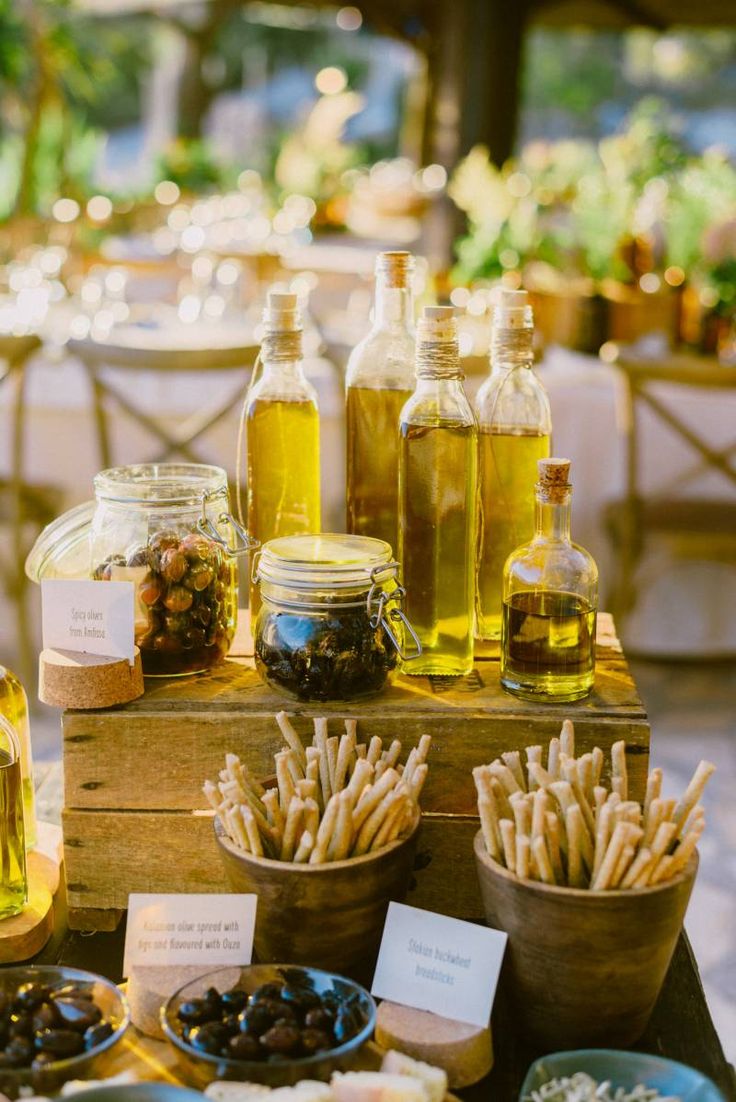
[493,287,533,331]
[376,251,414,287]
[537,458,571,503]
[263,291,301,334]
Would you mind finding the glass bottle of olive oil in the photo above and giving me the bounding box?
[475,289,551,640]
[247,292,320,611]
[0,714,27,919]
[0,666,36,849]
[399,306,478,676]
[501,458,598,702]
[346,251,416,555]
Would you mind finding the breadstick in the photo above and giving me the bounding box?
[531,789,549,839]
[516,834,531,880]
[294,830,314,863]
[567,802,593,877]
[592,821,630,890]
[533,835,556,885]
[593,785,607,824]
[500,818,516,874]
[611,740,628,801]
[353,767,400,831]
[566,804,585,888]
[305,754,321,787]
[226,806,249,851]
[367,736,383,766]
[409,762,428,803]
[225,753,266,798]
[355,743,367,759]
[284,749,303,788]
[416,734,432,765]
[354,783,404,855]
[275,711,307,769]
[591,746,604,788]
[578,753,594,804]
[382,739,402,769]
[528,761,554,790]
[479,795,502,861]
[547,737,561,780]
[334,731,356,793]
[297,778,318,801]
[202,780,221,812]
[303,796,320,841]
[502,750,526,793]
[621,846,653,888]
[643,767,662,821]
[313,728,332,807]
[346,758,373,804]
[610,842,635,888]
[330,790,355,860]
[549,779,576,817]
[648,854,674,885]
[275,751,296,816]
[372,791,406,851]
[545,811,565,882]
[263,788,285,838]
[560,719,575,758]
[310,793,340,864]
[510,791,532,837]
[668,825,703,877]
[242,805,264,858]
[562,758,596,838]
[387,795,412,845]
[673,761,716,837]
[593,801,613,880]
[280,796,304,861]
[490,761,522,796]
[325,736,338,791]
[344,719,358,740]
[490,776,513,820]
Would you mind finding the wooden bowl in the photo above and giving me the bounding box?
[215,814,420,983]
[473,830,697,1049]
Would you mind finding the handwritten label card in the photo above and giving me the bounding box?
[123,894,257,977]
[42,579,136,664]
[372,902,507,1028]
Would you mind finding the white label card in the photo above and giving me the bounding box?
[123,894,257,977]
[371,902,507,1028]
[41,579,136,664]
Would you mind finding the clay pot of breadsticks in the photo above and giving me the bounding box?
[206,712,429,984]
[473,720,712,1049]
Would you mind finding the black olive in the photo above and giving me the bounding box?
[13,984,50,1011]
[54,998,102,1032]
[9,1013,34,1038]
[84,1021,113,1050]
[220,989,248,1014]
[259,1023,301,1055]
[251,982,285,1003]
[4,1037,34,1067]
[304,1007,334,1031]
[177,999,213,1025]
[187,1022,230,1056]
[35,1029,85,1058]
[228,1032,261,1060]
[33,1002,61,1032]
[281,985,321,1011]
[239,1003,273,1036]
[50,984,95,1002]
[301,1028,333,1055]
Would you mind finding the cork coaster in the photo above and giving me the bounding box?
[39,647,144,709]
[0,850,59,963]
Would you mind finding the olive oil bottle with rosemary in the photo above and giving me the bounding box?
[247,292,320,611]
[501,458,598,702]
[0,666,36,849]
[399,306,478,676]
[346,251,415,554]
[475,289,551,640]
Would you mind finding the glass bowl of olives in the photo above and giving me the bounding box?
[0,965,130,1099]
[161,964,376,1088]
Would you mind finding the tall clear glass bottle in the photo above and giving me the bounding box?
[346,251,415,555]
[501,458,598,702]
[399,306,478,676]
[475,289,551,640]
[247,292,320,610]
[0,667,36,849]
[0,713,27,918]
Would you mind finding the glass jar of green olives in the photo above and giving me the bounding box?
[252,533,422,701]
[90,464,251,676]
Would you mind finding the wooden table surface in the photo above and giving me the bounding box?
[32,882,736,1101]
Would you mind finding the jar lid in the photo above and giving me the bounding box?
[256,533,396,591]
[25,499,95,584]
[94,463,227,506]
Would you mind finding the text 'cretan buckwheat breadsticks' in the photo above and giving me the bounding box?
[204,712,431,864]
[474,719,714,890]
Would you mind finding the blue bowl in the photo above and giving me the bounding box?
[520,1050,727,1101]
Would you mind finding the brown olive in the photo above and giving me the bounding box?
[304,1007,334,1031]
[228,1032,261,1060]
[139,579,162,606]
[160,549,187,583]
[259,1023,301,1055]
[164,586,193,613]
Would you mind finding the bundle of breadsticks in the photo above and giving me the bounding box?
[204,711,431,865]
[474,719,714,891]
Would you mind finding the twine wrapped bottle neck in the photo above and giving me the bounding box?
[261,328,303,364]
[491,326,534,371]
[415,309,462,379]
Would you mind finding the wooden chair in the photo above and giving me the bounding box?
[68,335,259,469]
[604,346,736,656]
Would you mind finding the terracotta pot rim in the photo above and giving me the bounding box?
[473,828,698,899]
[215,810,420,873]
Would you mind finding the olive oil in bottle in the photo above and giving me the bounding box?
[346,252,415,553]
[247,292,320,610]
[0,715,27,919]
[0,666,36,848]
[475,289,551,640]
[501,458,598,702]
[399,306,478,676]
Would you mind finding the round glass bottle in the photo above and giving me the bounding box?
[501,458,598,702]
[246,291,321,613]
[346,251,416,554]
[399,306,478,676]
[252,533,421,701]
[475,289,551,640]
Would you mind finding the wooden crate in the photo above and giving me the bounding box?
[62,615,649,930]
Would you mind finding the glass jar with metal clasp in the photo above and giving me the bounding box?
[252,533,422,701]
[26,463,257,677]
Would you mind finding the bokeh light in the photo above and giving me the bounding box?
[52,198,80,223]
[336,6,362,30]
[86,195,113,222]
[155,180,181,205]
[315,66,348,95]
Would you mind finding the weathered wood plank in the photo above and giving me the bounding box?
[62,810,487,925]
[63,712,649,813]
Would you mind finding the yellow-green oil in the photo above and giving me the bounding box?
[346,386,412,554]
[501,590,596,702]
[0,667,35,848]
[247,399,320,611]
[477,429,550,640]
[0,749,26,918]
[399,422,477,675]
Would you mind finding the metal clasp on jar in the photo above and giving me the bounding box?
[197,489,259,558]
[367,564,422,662]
